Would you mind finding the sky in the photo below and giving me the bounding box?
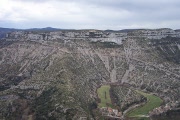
[0,0,180,30]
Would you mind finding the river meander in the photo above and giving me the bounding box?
[97,85,164,120]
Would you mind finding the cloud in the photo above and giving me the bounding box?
[0,0,180,29]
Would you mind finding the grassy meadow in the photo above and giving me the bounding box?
[97,85,113,108]
[127,90,163,118]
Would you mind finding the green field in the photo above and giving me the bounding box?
[127,90,163,118]
[97,85,113,108]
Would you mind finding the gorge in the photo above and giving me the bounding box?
[0,28,179,120]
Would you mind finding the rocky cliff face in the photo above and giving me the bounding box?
[0,28,179,119]
[4,28,180,42]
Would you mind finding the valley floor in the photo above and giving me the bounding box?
[126,90,163,120]
[97,85,163,120]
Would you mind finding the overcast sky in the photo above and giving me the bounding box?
[0,0,180,30]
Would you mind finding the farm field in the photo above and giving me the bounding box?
[97,85,113,108]
[127,90,163,119]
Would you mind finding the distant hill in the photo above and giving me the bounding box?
[26,27,62,31]
[118,29,146,33]
[0,27,63,39]
[0,27,19,39]
[104,29,145,33]
[175,29,180,32]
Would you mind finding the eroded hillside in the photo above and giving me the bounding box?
[0,29,179,120]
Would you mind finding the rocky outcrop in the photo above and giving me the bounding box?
[4,28,180,45]
[131,28,180,39]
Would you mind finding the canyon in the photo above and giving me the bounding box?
[0,28,179,120]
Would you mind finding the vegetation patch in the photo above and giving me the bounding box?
[127,90,163,118]
[110,85,146,112]
[97,85,113,108]
[91,41,121,48]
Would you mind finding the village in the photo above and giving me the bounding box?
[100,107,123,119]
